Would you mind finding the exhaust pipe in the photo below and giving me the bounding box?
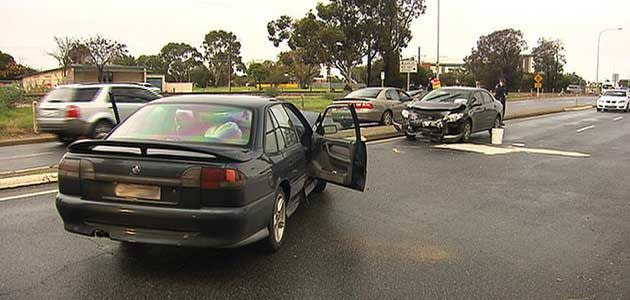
[94,230,109,238]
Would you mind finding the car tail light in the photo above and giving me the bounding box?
[66,105,80,118]
[79,160,95,180]
[59,158,80,178]
[201,167,245,189]
[355,102,374,110]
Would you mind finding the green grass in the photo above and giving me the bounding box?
[0,107,34,137]
[192,86,331,93]
[281,95,339,112]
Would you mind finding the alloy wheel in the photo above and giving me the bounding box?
[273,194,286,243]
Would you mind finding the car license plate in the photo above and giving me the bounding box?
[115,183,161,200]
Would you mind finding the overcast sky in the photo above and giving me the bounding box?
[2,0,630,81]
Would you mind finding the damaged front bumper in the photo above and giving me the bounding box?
[393,116,465,142]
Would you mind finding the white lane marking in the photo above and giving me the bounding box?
[613,116,623,121]
[576,125,595,133]
[0,189,57,202]
[433,143,590,158]
[0,152,55,161]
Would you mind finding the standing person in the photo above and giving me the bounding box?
[495,79,508,123]
[426,76,434,92]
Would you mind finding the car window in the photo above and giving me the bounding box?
[270,105,299,148]
[283,104,307,137]
[43,87,100,103]
[385,89,400,101]
[481,92,494,104]
[471,92,482,105]
[110,87,140,103]
[107,104,253,146]
[397,90,410,99]
[264,111,279,154]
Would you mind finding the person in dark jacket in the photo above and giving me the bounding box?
[495,80,508,121]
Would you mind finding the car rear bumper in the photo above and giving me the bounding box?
[37,118,91,137]
[55,192,274,248]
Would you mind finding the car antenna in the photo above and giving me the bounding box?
[109,92,121,124]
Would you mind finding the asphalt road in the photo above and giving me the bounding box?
[0,96,595,174]
[1,109,628,299]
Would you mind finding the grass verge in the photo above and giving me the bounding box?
[0,107,34,137]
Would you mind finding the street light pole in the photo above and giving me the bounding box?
[436,0,440,79]
[596,27,622,87]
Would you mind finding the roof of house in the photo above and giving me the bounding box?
[19,64,146,79]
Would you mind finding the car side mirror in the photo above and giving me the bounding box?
[322,124,338,135]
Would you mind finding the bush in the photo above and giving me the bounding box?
[263,87,280,98]
[0,85,24,110]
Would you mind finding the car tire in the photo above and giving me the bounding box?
[625,105,629,113]
[460,120,472,143]
[405,132,416,140]
[312,180,327,193]
[262,188,287,253]
[489,115,501,135]
[91,120,114,139]
[380,111,393,126]
[596,108,602,112]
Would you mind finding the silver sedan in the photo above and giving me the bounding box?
[333,87,413,126]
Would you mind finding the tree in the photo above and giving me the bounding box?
[190,65,212,88]
[464,29,527,90]
[137,54,167,74]
[0,50,35,80]
[160,42,201,82]
[47,36,76,79]
[278,49,320,88]
[68,43,91,64]
[0,51,15,70]
[246,62,269,88]
[81,35,128,82]
[202,30,242,86]
[532,38,566,91]
[111,54,137,66]
[558,72,585,90]
[371,0,426,87]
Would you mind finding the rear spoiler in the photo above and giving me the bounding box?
[68,139,252,162]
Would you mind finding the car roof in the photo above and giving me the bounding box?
[151,95,280,108]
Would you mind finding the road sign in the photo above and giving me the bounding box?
[400,60,418,73]
[534,74,543,83]
[380,72,385,80]
[534,82,542,89]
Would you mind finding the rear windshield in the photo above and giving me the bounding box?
[108,104,253,146]
[44,87,100,102]
[603,91,626,97]
[344,89,381,99]
[421,89,473,103]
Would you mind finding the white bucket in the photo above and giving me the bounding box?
[491,128,504,145]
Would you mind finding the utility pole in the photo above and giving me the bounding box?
[436,0,441,79]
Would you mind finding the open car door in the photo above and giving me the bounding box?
[309,104,367,192]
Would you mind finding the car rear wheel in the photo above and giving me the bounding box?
[460,120,472,143]
[262,188,286,252]
[380,111,393,126]
[91,120,113,139]
[405,132,416,140]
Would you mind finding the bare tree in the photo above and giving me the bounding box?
[47,36,76,82]
[82,35,128,82]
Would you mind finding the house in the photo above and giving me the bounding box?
[21,64,146,92]
[421,57,465,74]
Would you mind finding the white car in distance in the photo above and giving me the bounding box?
[597,90,629,112]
